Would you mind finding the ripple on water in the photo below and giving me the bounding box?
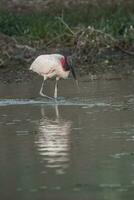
[39,186,48,190]
[113,126,134,141]
[111,152,134,159]
[16,183,134,193]
[0,98,111,108]
[6,122,16,125]
[16,130,29,136]
[35,118,72,174]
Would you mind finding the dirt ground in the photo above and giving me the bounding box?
[0,0,133,12]
[0,30,134,84]
[0,1,134,83]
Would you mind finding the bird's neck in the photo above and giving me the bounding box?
[64,57,70,71]
[60,57,65,68]
[60,57,70,71]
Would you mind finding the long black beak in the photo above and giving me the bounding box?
[70,65,79,87]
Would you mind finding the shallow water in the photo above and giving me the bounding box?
[0,78,134,200]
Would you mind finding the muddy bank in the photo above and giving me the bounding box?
[0,32,134,83]
[0,0,133,12]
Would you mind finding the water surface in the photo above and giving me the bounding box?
[0,78,134,200]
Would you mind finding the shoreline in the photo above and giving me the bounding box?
[0,4,134,83]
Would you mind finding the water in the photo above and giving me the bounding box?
[0,78,134,200]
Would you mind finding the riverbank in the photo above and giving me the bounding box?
[0,3,134,83]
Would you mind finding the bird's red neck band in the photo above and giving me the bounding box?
[60,57,65,70]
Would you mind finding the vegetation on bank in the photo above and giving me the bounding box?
[0,4,134,43]
[0,4,134,81]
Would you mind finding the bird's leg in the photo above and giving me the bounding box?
[55,104,59,118]
[54,81,58,99]
[39,77,45,95]
[54,77,59,99]
[39,77,53,100]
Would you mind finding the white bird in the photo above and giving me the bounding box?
[30,54,78,99]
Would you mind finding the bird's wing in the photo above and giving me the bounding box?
[30,54,65,77]
[30,55,56,73]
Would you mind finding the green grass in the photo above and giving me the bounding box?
[0,4,134,42]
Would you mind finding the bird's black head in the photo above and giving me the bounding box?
[64,56,71,71]
[64,56,78,84]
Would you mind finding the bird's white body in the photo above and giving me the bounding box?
[30,54,70,79]
[30,54,70,99]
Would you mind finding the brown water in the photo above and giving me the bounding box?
[0,77,134,200]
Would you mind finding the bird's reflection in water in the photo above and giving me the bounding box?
[35,105,72,174]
